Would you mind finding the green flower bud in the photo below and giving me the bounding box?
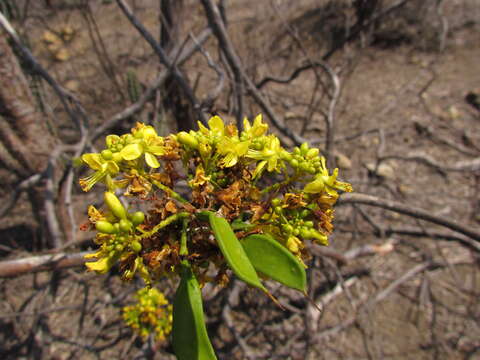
[304,220,314,228]
[101,149,113,160]
[282,224,293,234]
[104,192,127,220]
[177,131,199,149]
[300,142,309,156]
[309,229,328,246]
[306,148,319,159]
[96,220,116,234]
[293,228,300,236]
[274,206,283,215]
[130,211,145,226]
[290,159,299,168]
[293,147,301,155]
[271,198,281,207]
[130,240,142,253]
[119,219,133,232]
[299,227,311,238]
[279,150,291,160]
[299,162,310,172]
[115,244,124,252]
[300,209,310,218]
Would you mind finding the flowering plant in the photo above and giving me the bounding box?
[79,115,352,359]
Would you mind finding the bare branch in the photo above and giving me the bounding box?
[338,192,480,242]
[115,0,207,125]
[0,251,89,278]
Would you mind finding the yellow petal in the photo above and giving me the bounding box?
[106,161,120,174]
[147,145,164,155]
[252,114,268,136]
[84,250,102,259]
[145,152,160,168]
[208,115,224,135]
[197,121,209,135]
[303,178,325,194]
[243,117,252,132]
[235,141,250,156]
[85,257,111,273]
[222,153,238,167]
[143,126,158,139]
[121,143,143,160]
[81,153,103,170]
[252,160,267,178]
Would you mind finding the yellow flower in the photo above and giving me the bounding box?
[197,115,225,142]
[247,135,284,177]
[303,157,353,195]
[84,247,120,274]
[79,153,120,191]
[242,114,268,139]
[120,125,164,168]
[217,136,250,167]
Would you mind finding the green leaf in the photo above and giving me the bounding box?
[241,234,307,293]
[172,261,217,360]
[207,212,267,293]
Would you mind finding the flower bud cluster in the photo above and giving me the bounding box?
[270,196,328,254]
[84,192,147,280]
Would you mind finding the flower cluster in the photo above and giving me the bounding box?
[80,116,352,284]
[122,287,172,341]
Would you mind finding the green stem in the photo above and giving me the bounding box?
[179,218,189,256]
[151,179,190,204]
[138,211,190,240]
[261,175,299,195]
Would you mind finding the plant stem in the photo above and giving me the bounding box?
[180,218,189,256]
[150,179,190,204]
[138,212,190,240]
